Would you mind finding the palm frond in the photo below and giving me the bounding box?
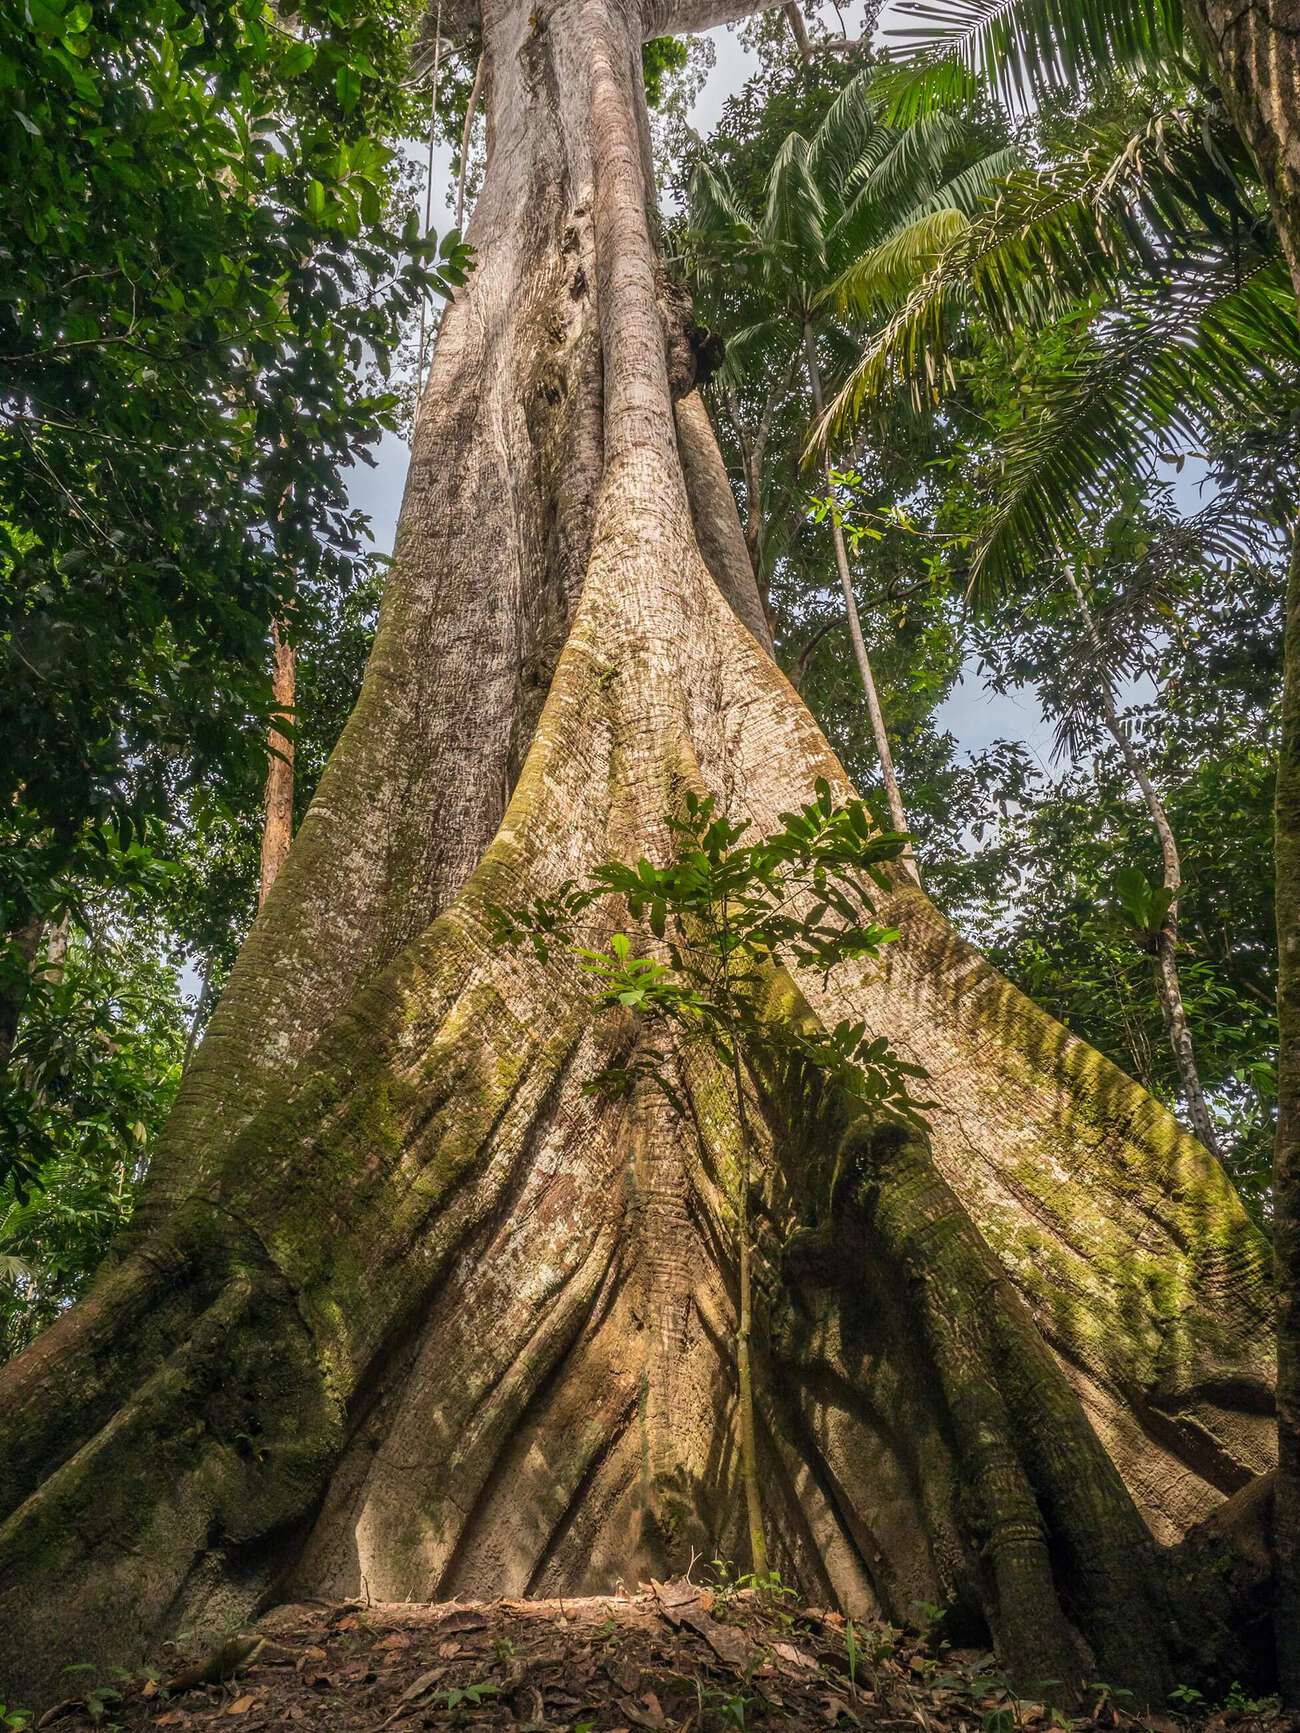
[762,131,829,287]
[830,207,971,319]
[822,99,1271,436]
[927,145,1022,219]
[828,110,969,263]
[806,70,881,203]
[968,255,1300,602]
[882,0,1187,115]
[713,317,796,389]
[688,160,761,257]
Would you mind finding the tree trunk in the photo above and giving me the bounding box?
[1184,4,1300,1698]
[802,320,918,882]
[0,0,1276,1705]
[1062,569,1223,1160]
[258,616,296,908]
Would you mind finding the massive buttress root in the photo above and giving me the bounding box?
[0,0,1274,1704]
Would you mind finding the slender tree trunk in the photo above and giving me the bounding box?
[1063,569,1222,1159]
[1184,6,1300,1698]
[181,960,213,1076]
[258,615,296,908]
[0,0,1276,1705]
[455,52,485,231]
[802,320,918,881]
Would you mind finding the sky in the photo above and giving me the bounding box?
[341,6,1077,779]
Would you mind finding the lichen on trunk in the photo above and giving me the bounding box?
[0,0,1278,1707]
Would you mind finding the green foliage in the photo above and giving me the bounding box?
[490,782,926,1125]
[0,927,185,1355]
[1,0,471,844]
[439,1680,499,1711]
[642,35,688,109]
[880,0,1187,119]
[0,0,474,1126]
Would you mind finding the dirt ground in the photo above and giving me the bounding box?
[28,1581,1295,1733]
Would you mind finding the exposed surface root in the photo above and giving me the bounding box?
[37,1585,1296,1733]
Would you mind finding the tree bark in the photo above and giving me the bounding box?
[258,616,296,908]
[1062,569,1222,1160]
[1182,3,1300,1696]
[0,0,1277,1705]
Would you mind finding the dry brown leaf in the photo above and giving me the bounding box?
[225,1696,257,1716]
[374,1635,409,1653]
[618,1697,663,1729]
[399,1667,446,1703]
[152,1714,184,1727]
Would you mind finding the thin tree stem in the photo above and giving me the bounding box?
[258,614,297,908]
[1276,522,1300,1704]
[456,54,485,233]
[802,321,918,883]
[416,0,445,388]
[1063,567,1221,1158]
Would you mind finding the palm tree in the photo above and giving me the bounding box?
[688,71,1013,878]
[827,3,1300,1696]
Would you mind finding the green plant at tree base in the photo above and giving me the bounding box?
[490,780,927,1578]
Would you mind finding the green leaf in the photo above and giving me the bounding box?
[335,62,361,112]
[281,38,316,76]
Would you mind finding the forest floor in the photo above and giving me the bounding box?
[38,1581,1292,1733]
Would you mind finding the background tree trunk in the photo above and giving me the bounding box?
[258,616,297,908]
[0,0,1276,1706]
[1062,568,1222,1158]
[801,320,917,881]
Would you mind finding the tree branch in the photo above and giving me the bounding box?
[640,0,784,43]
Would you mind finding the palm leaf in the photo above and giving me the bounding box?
[821,99,1270,434]
[713,316,795,388]
[806,69,881,202]
[881,0,1187,116]
[762,131,829,287]
[828,110,970,263]
[830,207,972,318]
[968,255,1300,601]
[687,160,761,259]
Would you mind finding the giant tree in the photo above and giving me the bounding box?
[0,0,1277,1709]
